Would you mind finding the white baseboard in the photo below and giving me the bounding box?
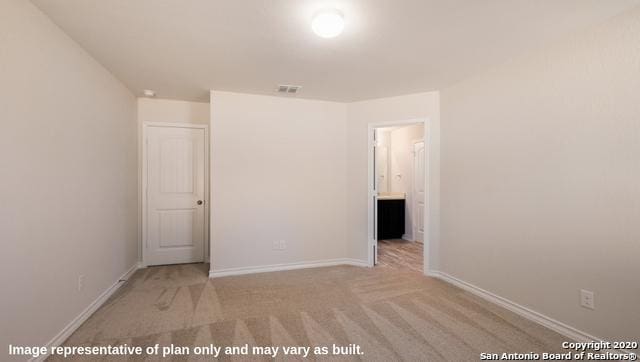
[31,263,140,362]
[209,258,369,278]
[427,270,635,354]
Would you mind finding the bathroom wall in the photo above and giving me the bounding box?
[389,124,425,241]
[374,128,391,192]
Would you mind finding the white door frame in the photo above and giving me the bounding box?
[367,118,432,274]
[141,122,210,267]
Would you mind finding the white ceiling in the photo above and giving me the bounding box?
[33,0,640,102]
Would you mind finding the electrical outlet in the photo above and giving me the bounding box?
[273,240,286,251]
[580,289,595,310]
[272,241,280,251]
[78,275,85,292]
[280,240,287,250]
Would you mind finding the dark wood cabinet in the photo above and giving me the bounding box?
[377,199,405,240]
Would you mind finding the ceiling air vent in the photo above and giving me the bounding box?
[276,85,302,94]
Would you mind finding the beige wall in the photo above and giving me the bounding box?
[0,0,137,354]
[209,91,349,272]
[208,91,439,273]
[346,92,440,266]
[440,7,640,341]
[137,98,209,124]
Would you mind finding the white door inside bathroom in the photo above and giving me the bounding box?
[144,125,207,266]
[413,141,425,243]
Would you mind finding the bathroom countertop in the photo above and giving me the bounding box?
[377,192,405,200]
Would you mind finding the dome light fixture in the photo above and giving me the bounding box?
[312,9,345,38]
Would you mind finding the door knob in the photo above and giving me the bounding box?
[197,200,203,205]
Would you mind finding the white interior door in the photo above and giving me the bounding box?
[413,141,425,243]
[145,125,206,265]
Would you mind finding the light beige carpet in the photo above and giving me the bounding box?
[49,264,568,361]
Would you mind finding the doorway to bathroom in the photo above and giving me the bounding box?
[368,120,428,274]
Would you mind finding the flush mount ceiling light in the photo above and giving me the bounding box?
[143,89,156,98]
[312,9,344,38]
